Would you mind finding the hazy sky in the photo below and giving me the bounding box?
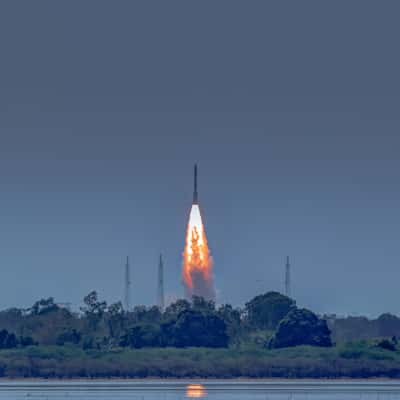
[1,1,400,317]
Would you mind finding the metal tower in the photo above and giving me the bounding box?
[285,256,291,298]
[157,254,165,311]
[124,256,131,311]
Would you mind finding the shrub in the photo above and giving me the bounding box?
[377,339,397,352]
[269,308,332,349]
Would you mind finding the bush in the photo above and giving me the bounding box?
[269,308,332,349]
[56,329,81,346]
[120,324,161,348]
[164,310,229,348]
[19,336,37,347]
[245,292,295,330]
[377,339,397,351]
[0,330,18,349]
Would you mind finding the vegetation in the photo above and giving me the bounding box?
[0,291,399,378]
[0,342,400,378]
[269,308,332,349]
[245,291,295,330]
[327,313,400,343]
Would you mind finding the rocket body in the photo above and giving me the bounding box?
[183,163,215,301]
[193,164,198,204]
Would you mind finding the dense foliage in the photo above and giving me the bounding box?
[0,293,233,351]
[0,329,36,349]
[269,308,332,348]
[0,343,400,378]
[1,290,400,378]
[245,291,296,330]
[0,291,318,351]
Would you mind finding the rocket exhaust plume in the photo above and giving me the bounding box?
[182,164,215,301]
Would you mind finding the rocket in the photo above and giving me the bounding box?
[193,164,198,204]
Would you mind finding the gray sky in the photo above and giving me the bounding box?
[1,1,400,317]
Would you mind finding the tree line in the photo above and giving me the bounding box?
[0,291,332,350]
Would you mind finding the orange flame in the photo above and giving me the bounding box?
[182,204,215,300]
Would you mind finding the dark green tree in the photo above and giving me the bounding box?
[18,335,37,347]
[80,291,107,331]
[192,296,216,313]
[127,305,162,326]
[170,309,229,348]
[56,329,81,346]
[106,302,125,340]
[129,305,148,323]
[376,313,400,337]
[217,304,242,344]
[164,299,191,320]
[142,306,162,324]
[245,291,295,330]
[269,308,332,349]
[29,297,59,315]
[0,329,18,349]
[120,323,161,348]
[377,338,397,351]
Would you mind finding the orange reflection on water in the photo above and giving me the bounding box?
[186,384,207,398]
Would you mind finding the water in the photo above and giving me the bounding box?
[0,381,399,399]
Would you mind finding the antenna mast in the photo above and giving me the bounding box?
[285,256,291,298]
[124,256,131,311]
[158,254,165,311]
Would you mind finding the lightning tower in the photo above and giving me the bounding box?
[124,256,131,311]
[157,254,165,311]
[285,256,291,298]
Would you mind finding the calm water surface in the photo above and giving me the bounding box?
[0,381,399,399]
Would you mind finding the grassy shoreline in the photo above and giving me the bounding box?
[1,377,400,381]
[0,343,400,379]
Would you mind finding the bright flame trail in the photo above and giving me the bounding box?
[182,165,215,301]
